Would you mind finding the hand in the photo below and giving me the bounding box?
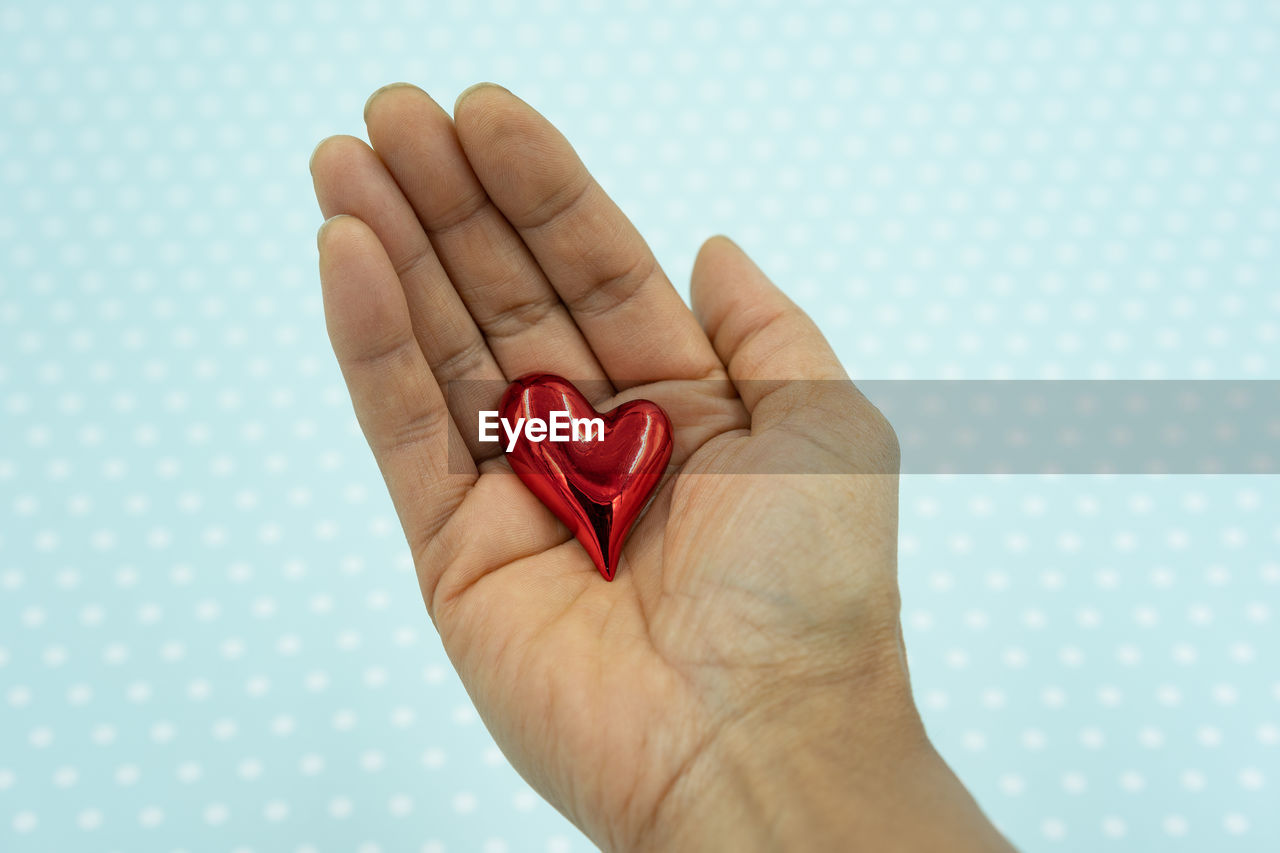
[311,82,1013,852]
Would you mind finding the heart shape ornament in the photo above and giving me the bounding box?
[499,374,673,581]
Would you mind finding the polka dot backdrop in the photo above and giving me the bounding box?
[1,0,1277,851]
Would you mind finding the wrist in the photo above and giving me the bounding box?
[629,656,1014,852]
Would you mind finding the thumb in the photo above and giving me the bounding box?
[689,235,897,467]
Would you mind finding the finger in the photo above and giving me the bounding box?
[362,84,609,394]
[310,134,506,461]
[453,83,723,388]
[318,213,475,558]
[690,236,897,462]
[691,236,848,402]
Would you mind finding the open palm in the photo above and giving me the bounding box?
[312,83,909,851]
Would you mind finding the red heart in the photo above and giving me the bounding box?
[499,374,673,581]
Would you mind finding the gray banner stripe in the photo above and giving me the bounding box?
[445,380,1279,474]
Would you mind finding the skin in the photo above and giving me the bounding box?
[311,82,1016,852]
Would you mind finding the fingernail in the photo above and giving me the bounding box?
[363,81,419,123]
[316,214,349,249]
[454,81,505,113]
[308,134,339,175]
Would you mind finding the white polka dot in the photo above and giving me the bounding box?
[1163,815,1189,837]
[328,797,353,819]
[1224,813,1250,834]
[388,793,413,817]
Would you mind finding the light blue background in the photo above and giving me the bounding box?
[1,1,1277,851]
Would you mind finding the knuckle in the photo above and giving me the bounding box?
[390,241,438,282]
[481,290,560,340]
[426,188,490,235]
[571,253,658,319]
[516,176,592,231]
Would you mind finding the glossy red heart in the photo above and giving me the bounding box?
[499,374,673,581]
